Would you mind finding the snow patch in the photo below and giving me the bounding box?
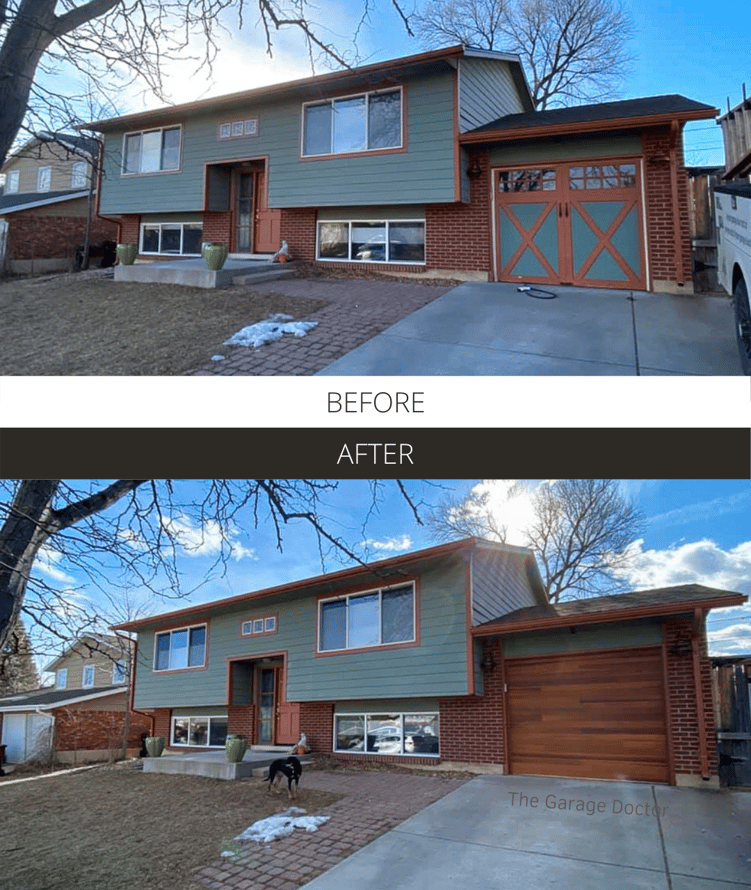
[224,314,318,348]
[233,807,330,844]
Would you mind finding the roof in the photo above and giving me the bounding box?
[461,94,719,144]
[1,131,100,172]
[44,633,130,674]
[473,584,747,637]
[0,190,89,215]
[84,45,532,132]
[0,685,127,713]
[113,537,541,632]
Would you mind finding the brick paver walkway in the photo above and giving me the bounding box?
[187,278,456,376]
[192,769,469,890]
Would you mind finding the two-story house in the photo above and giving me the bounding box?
[89,44,717,294]
[113,538,746,787]
[0,132,118,274]
[0,633,150,766]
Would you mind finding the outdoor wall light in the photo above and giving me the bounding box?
[669,637,692,657]
[467,160,483,178]
[481,651,496,672]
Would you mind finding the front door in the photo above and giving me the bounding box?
[256,665,278,745]
[235,171,255,253]
[495,160,646,290]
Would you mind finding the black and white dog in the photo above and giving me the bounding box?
[266,755,302,799]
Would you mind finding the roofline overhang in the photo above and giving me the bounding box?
[113,537,529,632]
[471,593,747,637]
[85,44,518,133]
[0,685,128,713]
[0,191,90,215]
[459,108,720,146]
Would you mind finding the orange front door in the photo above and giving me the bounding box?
[254,170,282,253]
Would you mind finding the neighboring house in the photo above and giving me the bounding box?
[0,132,118,274]
[112,538,746,787]
[718,91,751,182]
[88,44,717,294]
[0,633,150,765]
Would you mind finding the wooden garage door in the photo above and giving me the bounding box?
[495,160,646,290]
[506,648,669,783]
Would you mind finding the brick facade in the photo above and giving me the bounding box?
[227,704,256,742]
[52,706,151,758]
[4,206,118,268]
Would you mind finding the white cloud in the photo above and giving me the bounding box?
[707,622,751,655]
[647,489,751,530]
[34,547,76,585]
[456,480,541,545]
[362,534,413,553]
[163,515,256,561]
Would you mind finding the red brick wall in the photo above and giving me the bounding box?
[202,211,232,246]
[152,708,171,741]
[53,707,151,753]
[228,705,255,743]
[440,639,504,764]
[642,127,693,287]
[280,207,317,262]
[119,214,140,244]
[298,701,334,753]
[6,212,118,261]
[663,618,718,778]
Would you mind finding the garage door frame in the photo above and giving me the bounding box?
[503,644,673,784]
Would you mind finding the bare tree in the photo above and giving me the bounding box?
[412,0,635,109]
[428,479,643,601]
[0,479,424,655]
[0,0,413,168]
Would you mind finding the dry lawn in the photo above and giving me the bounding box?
[0,273,328,375]
[1,763,341,890]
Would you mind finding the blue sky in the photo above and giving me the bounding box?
[30,479,751,672]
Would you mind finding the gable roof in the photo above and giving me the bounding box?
[473,583,747,637]
[112,537,543,632]
[84,45,532,133]
[0,685,127,713]
[44,633,130,673]
[461,94,719,144]
[0,190,89,215]
[1,131,99,172]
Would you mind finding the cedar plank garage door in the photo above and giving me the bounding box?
[506,647,669,783]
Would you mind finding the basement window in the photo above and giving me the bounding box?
[171,715,228,747]
[334,712,439,756]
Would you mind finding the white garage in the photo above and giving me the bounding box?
[1,711,54,763]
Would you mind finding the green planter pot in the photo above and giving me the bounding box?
[116,243,137,266]
[225,736,248,763]
[144,736,165,758]
[204,244,228,271]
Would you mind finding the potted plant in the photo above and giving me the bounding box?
[225,734,247,763]
[144,735,165,758]
[204,243,229,271]
[116,243,137,266]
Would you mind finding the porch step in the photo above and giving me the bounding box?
[233,262,295,286]
[143,748,313,781]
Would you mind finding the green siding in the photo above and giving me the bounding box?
[502,620,662,659]
[490,136,642,166]
[132,558,470,710]
[99,72,458,216]
[459,57,526,132]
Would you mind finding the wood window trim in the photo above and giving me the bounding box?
[120,124,184,177]
[153,622,209,673]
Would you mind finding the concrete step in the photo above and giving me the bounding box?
[233,263,295,286]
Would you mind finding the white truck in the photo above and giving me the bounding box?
[715,183,751,374]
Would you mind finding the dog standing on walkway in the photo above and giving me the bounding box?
[266,755,302,799]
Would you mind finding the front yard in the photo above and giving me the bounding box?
[0,273,328,375]
[1,763,341,890]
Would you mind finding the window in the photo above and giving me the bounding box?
[303,88,402,157]
[140,222,202,255]
[71,161,88,189]
[569,163,636,190]
[37,166,51,191]
[498,168,556,193]
[334,712,439,757]
[171,715,228,747]
[123,126,181,174]
[317,220,425,264]
[319,583,415,652]
[56,669,68,689]
[112,661,127,684]
[82,665,95,688]
[5,170,19,193]
[240,615,277,636]
[218,118,258,140]
[154,624,206,671]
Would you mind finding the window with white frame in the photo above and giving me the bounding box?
[5,170,19,193]
[241,615,277,636]
[317,220,425,264]
[319,583,415,652]
[112,661,127,684]
[56,668,68,689]
[154,624,206,671]
[171,715,228,747]
[123,126,181,174]
[303,88,402,157]
[82,664,95,688]
[140,222,202,255]
[218,118,258,139]
[71,161,88,189]
[334,712,439,756]
[37,166,51,191]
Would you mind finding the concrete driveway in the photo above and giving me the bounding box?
[317,283,742,375]
[301,775,751,890]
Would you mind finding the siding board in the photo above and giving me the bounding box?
[459,58,527,133]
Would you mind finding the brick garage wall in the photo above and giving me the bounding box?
[642,127,693,288]
[439,639,505,765]
[6,210,118,262]
[53,707,152,758]
[663,618,719,779]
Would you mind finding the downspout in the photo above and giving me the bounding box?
[669,119,685,286]
[691,608,711,779]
